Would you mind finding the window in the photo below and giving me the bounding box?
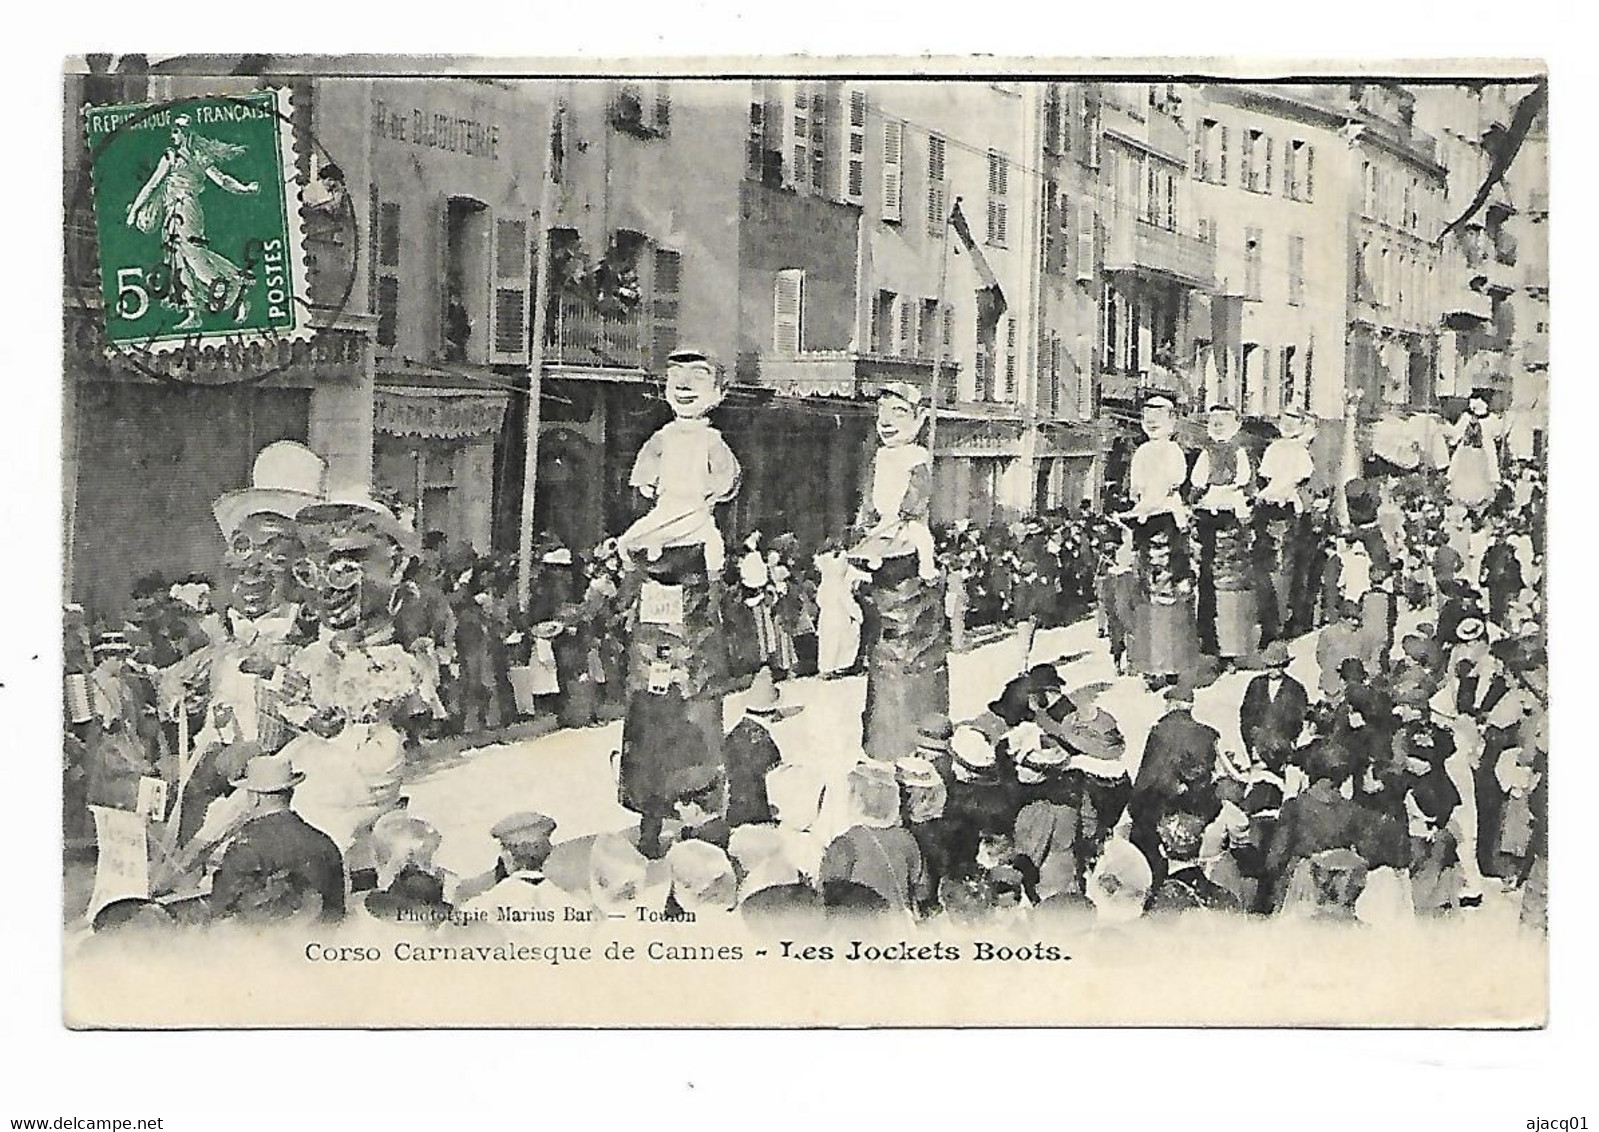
[920,298,940,358]
[773,269,804,354]
[1282,344,1298,411]
[897,296,913,357]
[653,87,671,136]
[987,150,1009,245]
[1101,283,1117,372]
[1244,130,1271,193]
[1076,200,1095,282]
[1244,227,1263,300]
[379,202,401,268]
[1080,90,1101,168]
[1048,333,1062,417]
[808,89,827,194]
[1362,162,1377,218]
[1378,247,1390,306]
[791,86,809,193]
[1003,317,1017,400]
[1144,158,1158,224]
[1288,234,1305,306]
[377,276,399,348]
[873,289,897,355]
[845,89,866,201]
[650,248,681,372]
[881,119,904,222]
[747,98,766,181]
[1286,139,1315,201]
[1164,172,1177,231]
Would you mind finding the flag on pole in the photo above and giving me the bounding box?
[949,199,1007,328]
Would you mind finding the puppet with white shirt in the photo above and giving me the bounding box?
[617,348,742,573]
[1120,394,1200,684]
[848,383,938,582]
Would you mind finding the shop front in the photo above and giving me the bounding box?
[372,385,508,554]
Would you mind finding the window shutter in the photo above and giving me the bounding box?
[844,89,867,201]
[1219,126,1229,184]
[1076,200,1095,282]
[773,269,804,354]
[650,248,682,372]
[881,119,903,222]
[1264,136,1274,194]
[1305,145,1315,201]
[489,215,532,363]
[1285,143,1297,198]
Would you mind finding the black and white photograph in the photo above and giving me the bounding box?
[49,54,1557,1031]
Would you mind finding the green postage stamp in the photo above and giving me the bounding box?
[83,88,310,352]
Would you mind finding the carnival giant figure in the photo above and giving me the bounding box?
[162,441,327,850]
[273,491,431,853]
[1190,404,1260,664]
[848,383,950,763]
[1121,395,1200,686]
[1254,408,1317,644]
[615,347,741,859]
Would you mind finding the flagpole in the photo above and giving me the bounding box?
[517,100,563,613]
[928,193,954,472]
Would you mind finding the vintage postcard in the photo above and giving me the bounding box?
[60,56,1549,1028]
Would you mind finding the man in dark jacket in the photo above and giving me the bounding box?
[1129,674,1222,877]
[1148,811,1241,914]
[211,755,346,922]
[1238,640,1309,766]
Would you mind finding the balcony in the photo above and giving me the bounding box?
[1442,284,1493,323]
[1103,220,1216,289]
[1101,100,1189,166]
[547,296,651,374]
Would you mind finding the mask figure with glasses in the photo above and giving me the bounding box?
[270,490,431,853]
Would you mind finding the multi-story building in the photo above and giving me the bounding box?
[1500,95,1548,462]
[1035,83,1112,511]
[1093,84,1215,419]
[1341,83,1450,415]
[1187,84,1350,435]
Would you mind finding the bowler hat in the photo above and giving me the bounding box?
[1259,640,1292,669]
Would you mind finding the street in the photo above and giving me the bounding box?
[403,607,1518,930]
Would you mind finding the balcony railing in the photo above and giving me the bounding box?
[1442,285,1493,323]
[1103,220,1216,289]
[547,296,651,371]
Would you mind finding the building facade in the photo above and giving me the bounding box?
[64,60,375,613]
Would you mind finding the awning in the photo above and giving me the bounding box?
[934,418,1025,457]
[374,387,509,440]
[750,351,958,400]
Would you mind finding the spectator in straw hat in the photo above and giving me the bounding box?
[587,833,671,918]
[665,839,739,916]
[819,759,927,912]
[895,755,957,914]
[210,754,346,923]
[722,667,797,827]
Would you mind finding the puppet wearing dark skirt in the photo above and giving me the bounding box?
[1253,409,1316,644]
[1190,405,1259,663]
[849,384,950,764]
[1121,395,1200,683]
[614,349,741,858]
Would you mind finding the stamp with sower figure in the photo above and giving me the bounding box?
[83,88,311,353]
